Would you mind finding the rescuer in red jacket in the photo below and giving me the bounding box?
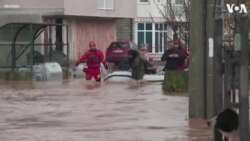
[75,41,107,82]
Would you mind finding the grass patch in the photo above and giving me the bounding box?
[0,71,32,81]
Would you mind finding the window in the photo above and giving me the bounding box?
[155,23,167,53]
[139,0,149,4]
[137,23,153,52]
[137,23,167,54]
[174,0,182,5]
[156,0,162,4]
[138,23,144,30]
[98,0,114,10]
[146,23,152,30]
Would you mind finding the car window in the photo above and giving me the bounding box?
[120,43,129,48]
[109,42,130,49]
[109,43,117,49]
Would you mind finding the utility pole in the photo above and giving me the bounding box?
[213,19,224,141]
[190,0,249,140]
[206,0,223,119]
[239,16,249,141]
[189,0,206,118]
[189,0,221,119]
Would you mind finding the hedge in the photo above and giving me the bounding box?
[162,71,188,93]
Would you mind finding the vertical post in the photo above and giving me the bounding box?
[44,26,49,60]
[208,0,223,139]
[206,0,221,119]
[49,25,52,62]
[213,19,224,141]
[66,25,70,78]
[239,16,249,141]
[30,24,34,72]
[189,0,206,118]
[213,19,223,115]
[11,23,15,71]
[205,0,224,120]
[220,0,226,109]
[224,46,233,108]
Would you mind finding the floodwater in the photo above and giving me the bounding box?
[0,79,212,141]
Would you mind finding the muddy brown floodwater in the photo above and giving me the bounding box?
[0,79,213,141]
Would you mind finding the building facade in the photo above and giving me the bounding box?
[0,0,136,63]
[135,0,187,60]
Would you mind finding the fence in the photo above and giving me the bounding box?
[0,23,69,72]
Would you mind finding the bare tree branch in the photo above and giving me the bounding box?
[148,0,191,49]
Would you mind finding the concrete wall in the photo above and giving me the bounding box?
[0,0,136,18]
[0,7,64,27]
[0,14,42,27]
[64,0,136,18]
[0,0,63,9]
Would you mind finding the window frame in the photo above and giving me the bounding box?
[156,0,162,4]
[136,22,167,54]
[139,0,150,4]
[173,0,182,6]
[98,0,114,10]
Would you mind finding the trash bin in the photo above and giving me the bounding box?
[33,65,46,81]
[44,62,63,81]
[73,63,85,78]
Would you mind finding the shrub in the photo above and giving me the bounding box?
[162,71,188,93]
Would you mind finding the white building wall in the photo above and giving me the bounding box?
[64,0,136,18]
[137,0,167,18]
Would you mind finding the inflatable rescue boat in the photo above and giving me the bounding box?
[73,63,164,83]
[103,71,164,82]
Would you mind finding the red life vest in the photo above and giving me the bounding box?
[86,50,102,69]
[87,51,100,64]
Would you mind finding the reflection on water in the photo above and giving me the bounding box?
[0,79,212,141]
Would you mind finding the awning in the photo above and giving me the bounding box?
[0,23,48,43]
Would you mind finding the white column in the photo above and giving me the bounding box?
[134,21,138,44]
[51,19,56,50]
[167,24,173,41]
[62,19,68,55]
[152,22,155,53]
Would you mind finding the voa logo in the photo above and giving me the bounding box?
[226,4,248,13]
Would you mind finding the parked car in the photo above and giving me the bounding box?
[106,41,137,65]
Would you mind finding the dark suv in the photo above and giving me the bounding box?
[106,41,137,65]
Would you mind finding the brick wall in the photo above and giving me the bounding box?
[116,19,132,41]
